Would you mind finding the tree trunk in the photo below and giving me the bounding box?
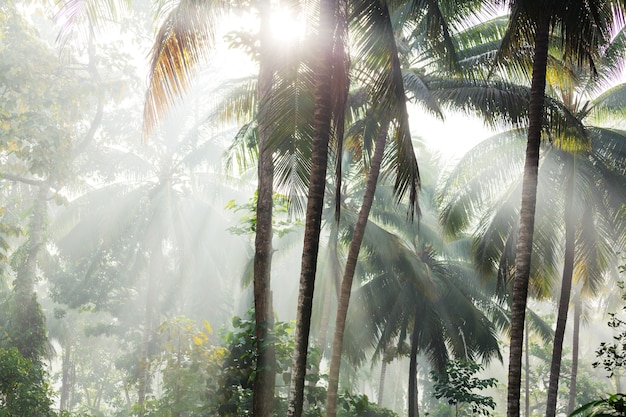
[408,307,421,417]
[525,318,530,417]
[326,118,388,417]
[507,14,550,417]
[566,293,582,414]
[316,221,340,353]
[378,356,388,407]
[546,162,576,417]
[60,342,73,410]
[253,1,276,416]
[286,1,336,416]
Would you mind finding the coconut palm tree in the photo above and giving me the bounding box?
[345,175,503,417]
[439,99,626,417]
[494,3,626,415]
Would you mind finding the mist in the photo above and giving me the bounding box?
[1,1,626,417]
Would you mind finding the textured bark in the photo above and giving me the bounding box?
[378,357,388,407]
[408,308,421,417]
[566,293,582,414]
[507,14,550,417]
[252,1,276,416]
[524,319,530,417]
[326,119,388,417]
[286,1,335,415]
[546,163,576,417]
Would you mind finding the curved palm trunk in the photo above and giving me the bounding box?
[566,292,582,414]
[326,119,388,417]
[507,14,550,417]
[253,2,276,416]
[408,307,421,417]
[546,162,576,417]
[286,1,336,416]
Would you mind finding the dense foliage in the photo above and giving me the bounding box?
[0,1,625,417]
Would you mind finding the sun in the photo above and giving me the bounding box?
[268,6,306,47]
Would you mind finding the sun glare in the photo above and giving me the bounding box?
[269,6,305,46]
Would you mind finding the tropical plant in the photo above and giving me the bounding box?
[0,347,56,417]
[430,359,498,417]
[492,3,626,416]
[340,148,503,417]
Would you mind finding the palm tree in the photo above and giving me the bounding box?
[285,0,347,414]
[494,3,625,415]
[348,180,503,417]
[143,2,286,416]
[439,106,626,417]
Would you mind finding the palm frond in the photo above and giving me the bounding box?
[144,0,225,139]
[54,0,130,47]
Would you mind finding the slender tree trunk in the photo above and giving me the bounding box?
[525,319,530,417]
[378,356,388,407]
[253,1,276,416]
[60,342,72,410]
[286,1,336,416]
[507,14,550,417]
[567,293,582,414]
[326,119,388,417]
[408,307,421,417]
[546,162,576,417]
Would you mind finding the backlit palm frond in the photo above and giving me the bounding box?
[351,0,420,218]
[526,308,553,344]
[208,76,258,125]
[144,0,225,139]
[438,130,527,238]
[428,77,530,128]
[588,83,626,122]
[401,69,444,117]
[589,27,626,92]
[54,0,130,47]
[497,0,622,81]
[472,184,521,277]
[265,61,316,217]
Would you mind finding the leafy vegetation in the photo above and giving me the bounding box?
[1,1,626,417]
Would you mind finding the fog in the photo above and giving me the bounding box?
[2,1,626,417]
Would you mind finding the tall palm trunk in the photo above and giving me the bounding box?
[524,319,530,417]
[507,14,550,417]
[408,305,421,417]
[326,119,388,417]
[286,1,336,416]
[566,292,582,414]
[253,1,276,416]
[546,161,576,417]
[378,358,388,407]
